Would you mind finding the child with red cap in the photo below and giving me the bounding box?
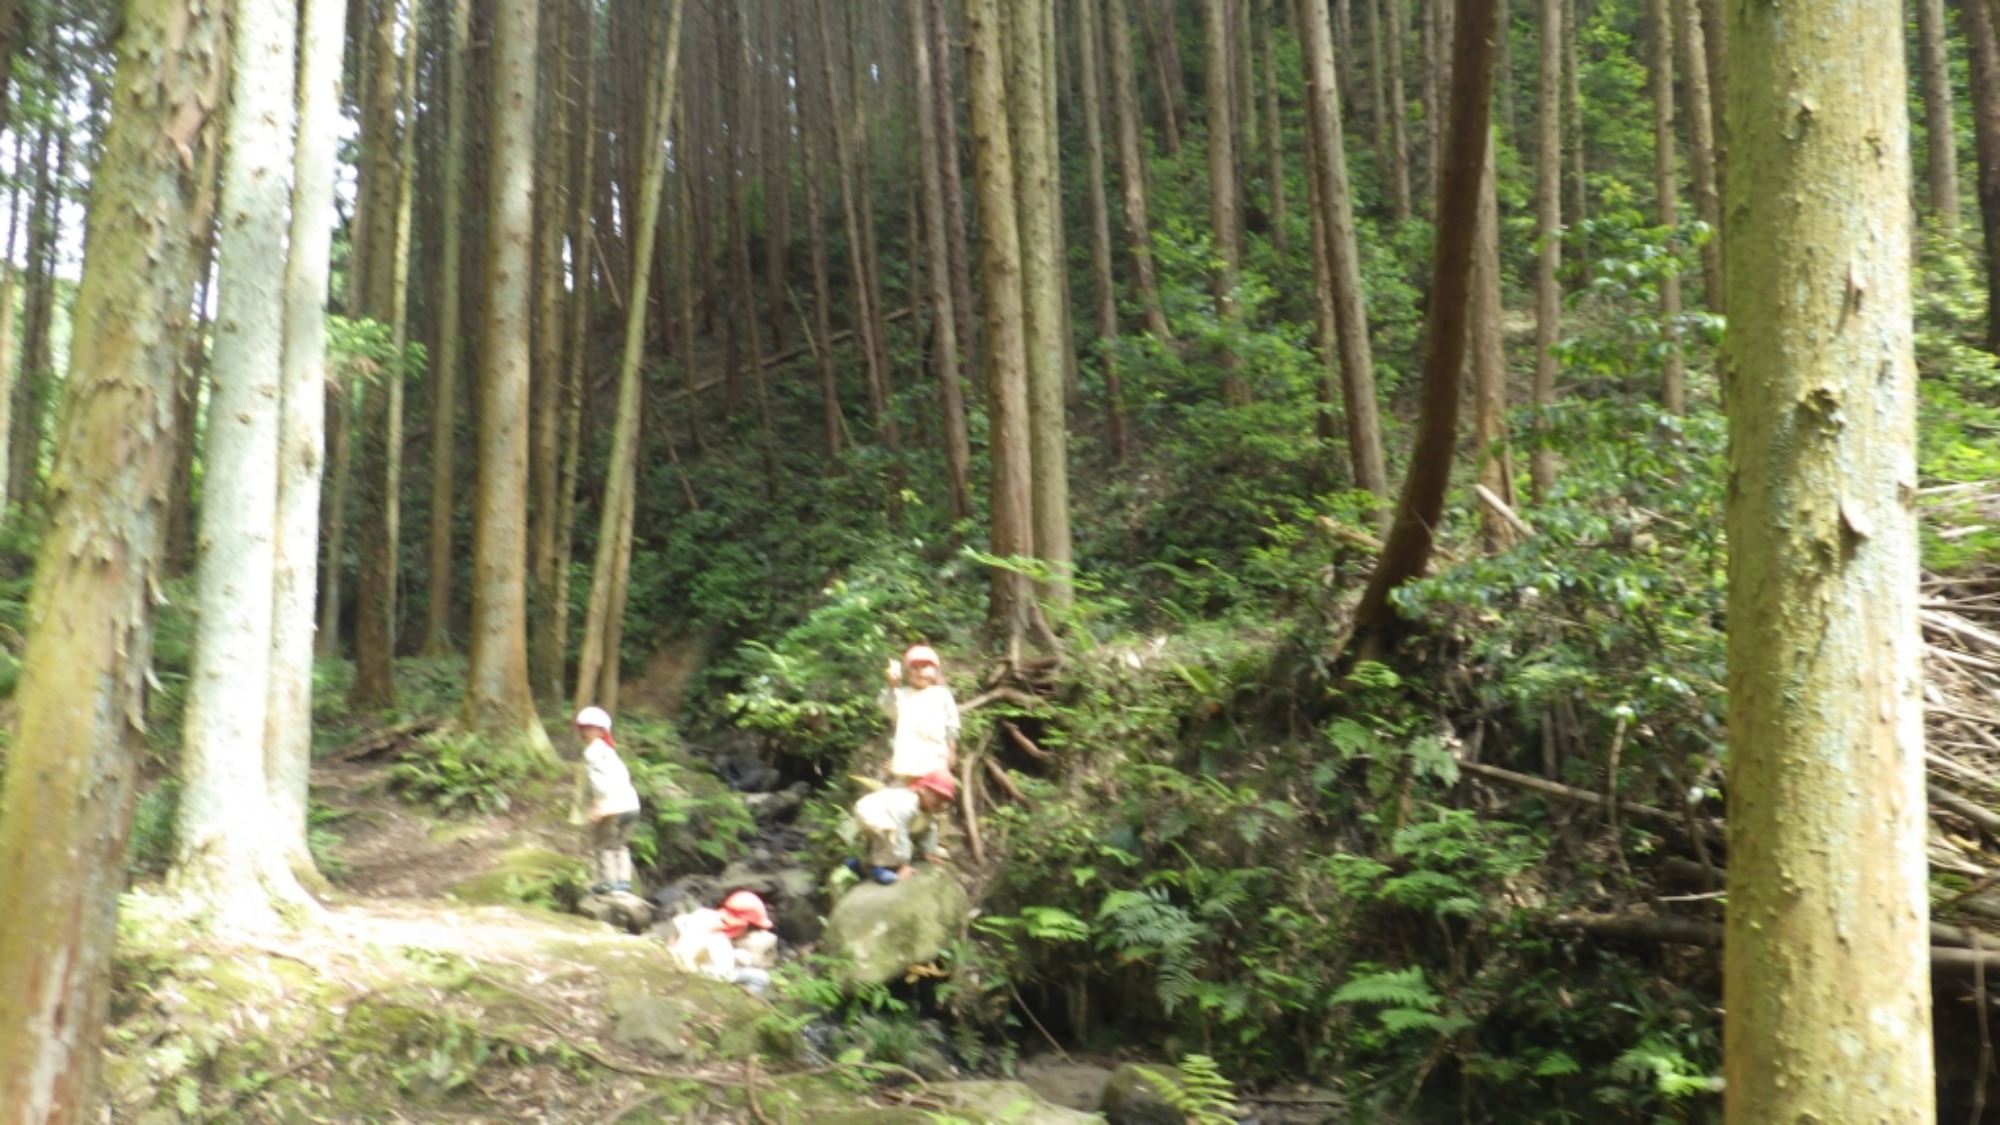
[849,770,956,884]
[880,644,960,785]
[667,889,778,995]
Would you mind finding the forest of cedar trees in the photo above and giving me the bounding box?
[0,0,1992,1119]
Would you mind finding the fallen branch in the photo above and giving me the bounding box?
[1932,784,2000,837]
[1455,759,1688,828]
[1000,721,1054,763]
[1474,483,1536,540]
[327,719,443,764]
[959,750,986,866]
[1927,644,2000,675]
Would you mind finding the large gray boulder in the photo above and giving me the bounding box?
[820,865,970,986]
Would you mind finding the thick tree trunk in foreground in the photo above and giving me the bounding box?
[462,0,555,761]
[0,0,226,1111]
[173,0,315,929]
[267,0,345,888]
[1917,0,1959,229]
[967,0,1036,644]
[1721,0,1931,1116]
[1346,0,1497,660]
[1299,0,1388,501]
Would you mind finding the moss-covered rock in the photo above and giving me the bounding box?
[820,865,970,986]
[446,844,584,905]
[1099,1063,1187,1125]
[929,1079,1108,1123]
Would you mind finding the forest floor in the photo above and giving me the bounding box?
[102,733,1134,1123]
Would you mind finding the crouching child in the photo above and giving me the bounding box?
[849,770,955,885]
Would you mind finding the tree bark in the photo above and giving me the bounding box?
[814,0,896,445]
[1469,132,1514,553]
[1675,0,1720,311]
[1721,0,1932,1114]
[1108,0,1172,340]
[9,124,59,512]
[1345,0,1497,660]
[267,0,346,890]
[1299,0,1389,501]
[1204,0,1247,404]
[420,0,473,657]
[462,0,555,761]
[929,0,981,395]
[1529,0,1561,500]
[0,0,226,1109]
[1136,0,1185,156]
[1385,0,1413,221]
[551,0,596,713]
[1648,0,1684,413]
[1077,0,1129,463]
[1917,0,1959,228]
[1963,0,2000,353]
[1563,0,1585,265]
[967,0,1036,644]
[915,0,977,514]
[173,0,316,928]
[527,0,570,701]
[1259,0,1286,257]
[1007,0,1074,607]
[350,0,407,712]
[574,0,686,714]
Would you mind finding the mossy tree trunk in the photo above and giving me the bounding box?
[0,0,227,1109]
[1720,0,1932,1117]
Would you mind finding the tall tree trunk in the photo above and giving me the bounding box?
[1469,132,1513,553]
[1917,0,1959,229]
[930,0,982,395]
[1260,0,1286,257]
[1008,0,1074,606]
[728,0,779,495]
[421,0,473,657]
[1563,0,1585,265]
[1108,0,1172,340]
[1385,0,1413,221]
[9,124,58,512]
[1205,0,1247,404]
[267,0,345,890]
[1648,0,1684,412]
[350,0,406,712]
[0,0,226,1109]
[1137,0,1185,156]
[1346,0,1497,660]
[1300,0,1389,500]
[163,219,219,573]
[1077,0,1129,463]
[552,0,596,714]
[1963,0,2000,353]
[967,0,1036,645]
[1721,0,1930,1114]
[1529,0,1561,500]
[462,0,555,761]
[800,33,843,461]
[172,0,315,927]
[1675,0,1719,310]
[574,0,686,713]
[814,0,896,446]
[915,0,977,513]
[1696,0,1724,263]
[528,0,570,701]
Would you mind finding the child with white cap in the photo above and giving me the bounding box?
[574,705,640,894]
